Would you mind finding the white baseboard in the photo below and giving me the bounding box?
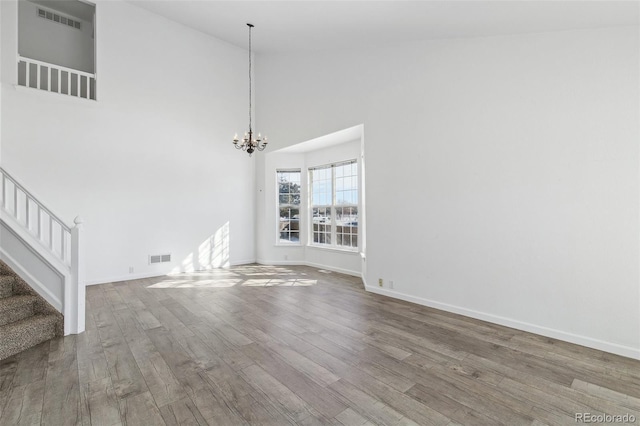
[256,259,360,277]
[304,261,360,277]
[86,271,167,286]
[256,259,305,266]
[230,258,257,266]
[87,258,259,286]
[365,285,640,361]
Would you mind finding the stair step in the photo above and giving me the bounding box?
[0,276,13,299]
[0,295,37,326]
[0,314,58,360]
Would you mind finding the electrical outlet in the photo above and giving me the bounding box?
[129,266,134,274]
[389,280,394,289]
[378,278,383,287]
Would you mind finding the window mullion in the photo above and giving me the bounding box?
[331,165,336,247]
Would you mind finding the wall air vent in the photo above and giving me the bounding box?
[149,254,172,264]
[37,8,81,30]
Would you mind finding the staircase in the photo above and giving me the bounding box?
[0,261,63,360]
[0,167,84,339]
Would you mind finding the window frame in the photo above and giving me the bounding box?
[308,159,359,252]
[276,169,302,246]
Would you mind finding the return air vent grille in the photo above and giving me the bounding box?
[37,8,81,30]
[149,254,171,264]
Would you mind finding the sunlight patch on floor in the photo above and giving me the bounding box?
[241,278,317,287]
[145,276,317,288]
[146,279,242,288]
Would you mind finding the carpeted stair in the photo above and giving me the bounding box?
[0,262,63,360]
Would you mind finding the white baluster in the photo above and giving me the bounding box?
[49,216,54,250]
[61,225,66,261]
[67,72,71,96]
[37,64,41,89]
[13,185,18,218]
[37,206,42,240]
[47,67,51,92]
[1,174,5,210]
[85,76,90,99]
[58,70,62,94]
[26,62,30,88]
[76,73,80,97]
[25,197,30,230]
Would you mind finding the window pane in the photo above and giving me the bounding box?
[311,206,331,246]
[277,170,301,243]
[336,206,358,248]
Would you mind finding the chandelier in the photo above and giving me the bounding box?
[233,23,267,156]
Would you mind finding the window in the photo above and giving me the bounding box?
[277,170,301,244]
[309,160,358,249]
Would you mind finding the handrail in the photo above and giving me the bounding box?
[17,56,95,79]
[0,167,71,233]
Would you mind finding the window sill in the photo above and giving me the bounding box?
[275,241,302,247]
[306,244,360,255]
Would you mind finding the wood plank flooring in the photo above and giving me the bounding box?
[0,264,638,425]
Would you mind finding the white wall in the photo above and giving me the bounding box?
[258,139,362,276]
[2,0,256,284]
[19,0,95,73]
[256,26,640,358]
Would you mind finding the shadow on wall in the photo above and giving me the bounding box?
[171,221,230,274]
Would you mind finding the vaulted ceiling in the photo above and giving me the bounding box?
[128,1,639,54]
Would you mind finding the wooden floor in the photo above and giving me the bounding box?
[0,265,639,426]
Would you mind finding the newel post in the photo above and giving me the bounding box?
[70,215,85,334]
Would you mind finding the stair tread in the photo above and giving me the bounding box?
[0,313,58,332]
[0,314,58,360]
[0,263,63,360]
[0,294,37,312]
[0,276,13,299]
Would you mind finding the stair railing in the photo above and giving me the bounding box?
[0,167,84,335]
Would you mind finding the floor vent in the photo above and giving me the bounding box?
[149,254,171,264]
[37,8,81,30]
